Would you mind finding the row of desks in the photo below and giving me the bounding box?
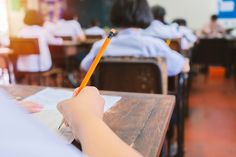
[0,85,175,157]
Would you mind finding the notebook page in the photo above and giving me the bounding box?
[24,88,121,142]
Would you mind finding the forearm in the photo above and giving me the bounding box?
[73,111,143,157]
[77,34,86,43]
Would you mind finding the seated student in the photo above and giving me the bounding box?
[172,19,197,50]
[53,10,86,42]
[81,0,189,76]
[85,19,107,38]
[143,5,181,39]
[0,87,142,157]
[17,10,62,72]
[197,14,225,38]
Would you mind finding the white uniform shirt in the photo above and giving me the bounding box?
[178,26,197,50]
[0,90,84,157]
[17,25,61,72]
[81,28,185,76]
[43,21,56,35]
[85,26,106,38]
[199,21,225,38]
[144,20,182,39]
[53,19,84,41]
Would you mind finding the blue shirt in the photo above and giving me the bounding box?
[81,28,185,76]
[0,90,83,157]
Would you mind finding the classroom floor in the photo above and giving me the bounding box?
[185,68,236,157]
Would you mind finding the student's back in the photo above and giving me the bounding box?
[81,0,189,76]
[81,28,185,76]
[143,5,181,39]
[53,19,84,40]
[85,26,106,38]
[144,20,181,39]
[53,10,85,42]
[17,25,52,72]
[17,10,61,72]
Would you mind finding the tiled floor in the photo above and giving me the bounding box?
[185,71,236,157]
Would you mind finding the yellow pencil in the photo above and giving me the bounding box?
[73,29,117,96]
[58,29,116,130]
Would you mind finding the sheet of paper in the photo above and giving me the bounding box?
[25,88,121,112]
[25,88,121,142]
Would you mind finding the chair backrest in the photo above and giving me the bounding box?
[10,37,40,56]
[86,35,103,40]
[93,56,168,94]
[191,38,230,65]
[48,45,67,68]
[55,36,72,41]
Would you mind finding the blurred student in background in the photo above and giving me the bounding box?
[144,5,181,40]
[52,10,86,43]
[85,19,107,38]
[81,0,189,77]
[197,14,225,38]
[172,19,197,50]
[17,10,62,73]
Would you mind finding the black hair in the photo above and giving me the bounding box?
[172,18,187,26]
[152,5,166,23]
[62,10,75,21]
[24,10,44,26]
[211,14,218,21]
[110,0,153,28]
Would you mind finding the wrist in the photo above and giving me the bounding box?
[70,109,100,140]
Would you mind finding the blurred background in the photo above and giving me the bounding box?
[0,0,236,157]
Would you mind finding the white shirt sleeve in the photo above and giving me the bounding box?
[81,40,103,71]
[149,39,185,76]
[0,90,84,157]
[74,21,84,36]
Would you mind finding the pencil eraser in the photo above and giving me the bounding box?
[110,29,117,35]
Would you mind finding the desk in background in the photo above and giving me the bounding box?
[49,38,100,69]
[1,85,175,157]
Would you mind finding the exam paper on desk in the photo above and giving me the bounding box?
[24,88,121,143]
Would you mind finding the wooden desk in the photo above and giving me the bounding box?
[1,85,175,157]
[0,47,13,55]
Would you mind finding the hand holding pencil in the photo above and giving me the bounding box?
[58,29,117,129]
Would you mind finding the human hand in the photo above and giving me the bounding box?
[19,101,43,113]
[57,87,105,129]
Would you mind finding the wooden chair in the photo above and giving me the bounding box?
[49,45,68,69]
[10,37,62,86]
[85,35,103,40]
[55,36,73,41]
[93,56,168,94]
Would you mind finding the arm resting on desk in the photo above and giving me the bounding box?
[58,87,143,157]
